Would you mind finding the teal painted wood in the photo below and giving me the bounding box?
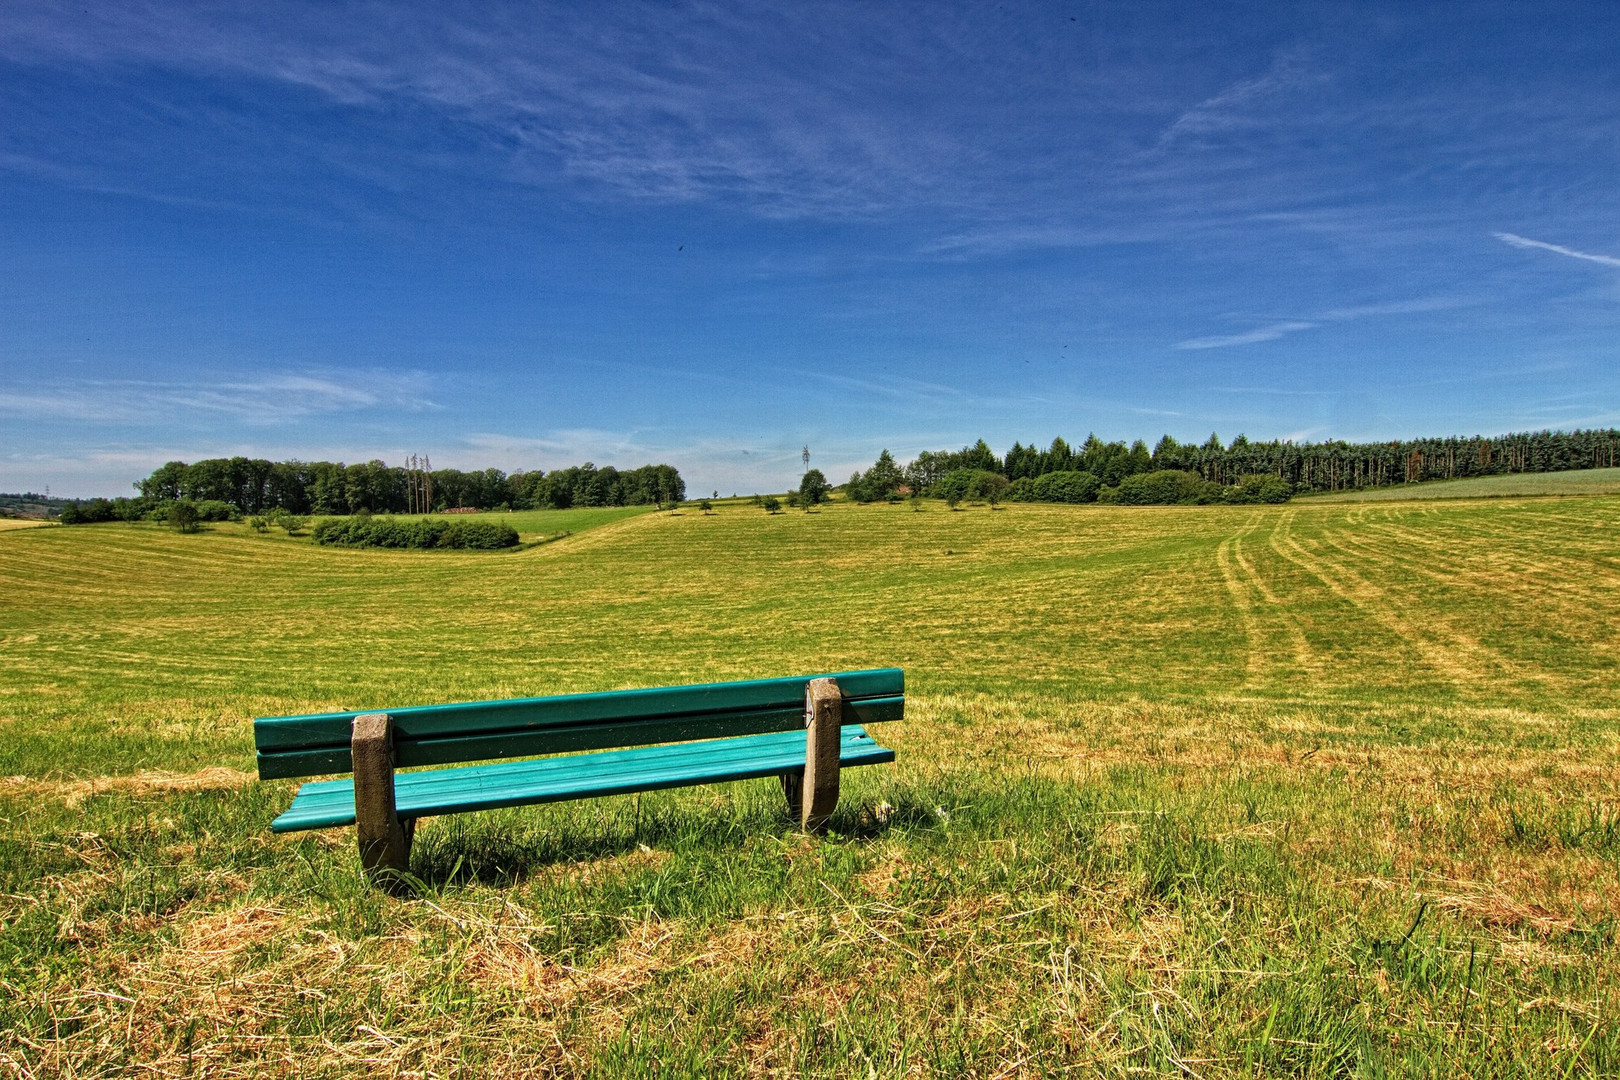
[270,725,895,832]
[256,694,905,780]
[253,669,904,780]
[255,668,903,752]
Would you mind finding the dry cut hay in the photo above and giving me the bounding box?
[0,766,255,808]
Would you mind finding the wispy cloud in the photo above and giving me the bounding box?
[1494,232,1620,269]
[0,4,978,220]
[0,370,438,424]
[1174,294,1479,350]
[1155,51,1318,151]
[460,429,655,467]
[1174,321,1319,350]
[797,369,968,404]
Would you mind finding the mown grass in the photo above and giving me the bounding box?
[2,496,1618,1076]
[1297,467,1620,503]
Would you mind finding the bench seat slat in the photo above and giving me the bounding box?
[270,726,894,833]
[254,668,904,756]
[256,694,905,780]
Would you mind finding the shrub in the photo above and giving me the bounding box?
[798,469,830,507]
[438,520,520,549]
[114,498,152,521]
[1030,470,1101,504]
[169,501,200,533]
[311,516,517,550]
[58,498,118,525]
[762,496,781,514]
[846,451,903,503]
[934,468,1006,505]
[1115,470,1217,505]
[1226,474,1294,504]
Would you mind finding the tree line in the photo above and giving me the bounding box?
[846,427,1620,505]
[127,457,685,516]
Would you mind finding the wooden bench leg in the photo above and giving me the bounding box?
[779,771,804,822]
[352,712,413,890]
[793,677,842,832]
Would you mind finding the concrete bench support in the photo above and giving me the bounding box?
[781,677,841,832]
[351,712,413,887]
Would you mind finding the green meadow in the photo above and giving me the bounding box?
[2,495,1618,1077]
[1296,467,1620,503]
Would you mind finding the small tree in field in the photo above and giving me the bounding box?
[169,501,200,534]
[798,468,830,509]
[698,498,713,514]
[763,496,781,514]
[971,471,1009,507]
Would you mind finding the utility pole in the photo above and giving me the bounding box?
[802,445,810,470]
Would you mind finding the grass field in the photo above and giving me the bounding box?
[2,496,1618,1076]
[1297,467,1620,503]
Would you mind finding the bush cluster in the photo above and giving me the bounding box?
[311,516,520,550]
[162,499,238,522]
[1103,470,1293,506]
[56,498,124,524]
[1008,470,1102,504]
[933,468,1009,506]
[58,497,244,527]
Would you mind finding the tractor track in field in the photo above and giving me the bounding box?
[1268,510,1532,690]
[1214,515,1317,691]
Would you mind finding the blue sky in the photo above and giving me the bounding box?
[2,1,1616,498]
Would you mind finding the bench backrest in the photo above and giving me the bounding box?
[254,668,904,780]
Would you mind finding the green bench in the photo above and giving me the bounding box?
[254,668,903,884]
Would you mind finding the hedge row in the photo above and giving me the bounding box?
[311,516,520,550]
[57,497,240,525]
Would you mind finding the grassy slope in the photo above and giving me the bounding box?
[1,498,1618,1076]
[1297,466,1620,502]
